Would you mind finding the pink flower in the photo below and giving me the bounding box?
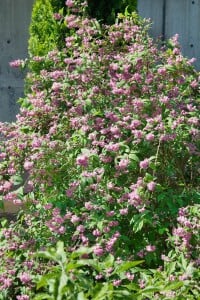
[160,96,169,104]
[19,272,31,284]
[2,277,12,288]
[3,181,12,192]
[16,295,30,300]
[161,254,171,262]
[66,187,75,197]
[77,225,85,233]
[179,274,188,281]
[138,279,145,288]
[108,221,119,227]
[126,272,135,281]
[119,208,128,215]
[44,203,53,210]
[71,215,80,224]
[23,161,33,171]
[169,275,176,281]
[146,133,155,141]
[130,119,141,129]
[147,181,156,191]
[0,152,6,160]
[110,126,120,135]
[105,237,118,252]
[52,82,62,92]
[13,199,22,205]
[65,0,74,7]
[106,211,115,217]
[128,190,142,207]
[76,154,89,167]
[95,274,103,280]
[93,245,104,256]
[139,158,149,169]
[118,158,129,170]
[103,226,111,233]
[92,229,101,237]
[84,202,94,210]
[157,67,167,76]
[58,226,66,234]
[9,59,24,68]
[53,13,62,20]
[105,143,120,152]
[113,279,122,286]
[137,250,145,258]
[146,245,156,252]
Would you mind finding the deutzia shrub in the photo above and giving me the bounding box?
[0,1,199,298]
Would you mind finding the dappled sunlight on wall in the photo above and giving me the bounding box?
[0,0,34,122]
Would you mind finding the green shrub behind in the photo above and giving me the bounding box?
[87,0,137,24]
[28,0,66,57]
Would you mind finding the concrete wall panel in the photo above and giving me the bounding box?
[165,0,200,67]
[138,0,200,69]
[0,0,34,122]
[137,0,164,38]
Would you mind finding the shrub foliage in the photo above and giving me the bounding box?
[0,0,199,299]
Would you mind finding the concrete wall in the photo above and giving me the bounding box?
[138,0,200,69]
[0,0,34,122]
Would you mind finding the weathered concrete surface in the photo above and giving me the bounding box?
[138,0,165,39]
[138,0,200,69]
[0,0,34,122]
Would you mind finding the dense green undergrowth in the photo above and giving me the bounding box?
[0,0,199,299]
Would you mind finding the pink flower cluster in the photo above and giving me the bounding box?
[9,59,24,68]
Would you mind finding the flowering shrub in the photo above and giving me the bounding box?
[0,0,200,298]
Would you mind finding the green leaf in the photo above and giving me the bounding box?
[37,251,58,262]
[97,221,104,231]
[185,262,195,277]
[0,218,7,227]
[76,259,101,272]
[144,173,154,182]
[20,126,31,133]
[36,272,58,290]
[129,152,139,162]
[115,261,144,273]
[0,199,4,210]
[139,286,161,294]
[166,261,176,274]
[11,174,24,185]
[58,270,68,300]
[81,148,91,156]
[93,283,112,300]
[77,292,87,300]
[15,186,24,197]
[163,281,183,291]
[103,254,114,268]
[158,227,168,235]
[125,283,140,291]
[33,293,53,300]
[56,241,66,263]
[114,289,131,296]
[71,247,93,258]
[132,219,144,233]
